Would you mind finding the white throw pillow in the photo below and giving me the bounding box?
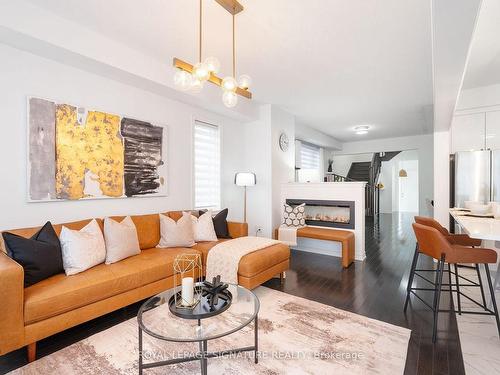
[104,216,141,264]
[191,210,218,242]
[59,219,106,275]
[158,212,196,248]
[282,203,306,227]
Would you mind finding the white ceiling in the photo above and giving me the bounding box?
[462,0,500,89]
[26,0,433,142]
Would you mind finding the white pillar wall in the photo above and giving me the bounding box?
[433,130,451,228]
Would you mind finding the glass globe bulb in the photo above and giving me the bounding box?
[222,91,238,108]
[238,74,252,90]
[193,62,210,82]
[222,76,238,92]
[190,76,204,93]
[204,56,221,74]
[173,69,192,91]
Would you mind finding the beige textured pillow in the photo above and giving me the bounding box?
[158,212,195,248]
[104,216,141,264]
[59,219,106,275]
[191,210,218,242]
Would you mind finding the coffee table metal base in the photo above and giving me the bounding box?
[138,315,258,374]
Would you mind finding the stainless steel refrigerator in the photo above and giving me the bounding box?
[453,150,500,208]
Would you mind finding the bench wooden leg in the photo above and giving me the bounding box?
[27,342,36,363]
[279,272,286,285]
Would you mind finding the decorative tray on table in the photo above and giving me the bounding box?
[168,276,233,320]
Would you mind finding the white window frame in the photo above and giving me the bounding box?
[192,119,221,210]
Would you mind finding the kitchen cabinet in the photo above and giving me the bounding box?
[486,111,500,150]
[451,113,485,153]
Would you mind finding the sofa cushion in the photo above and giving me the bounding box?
[110,214,160,250]
[104,216,141,264]
[237,243,290,278]
[199,208,231,238]
[60,219,106,276]
[24,247,198,324]
[2,222,63,287]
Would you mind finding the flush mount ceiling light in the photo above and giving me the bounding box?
[354,125,370,135]
[173,0,252,108]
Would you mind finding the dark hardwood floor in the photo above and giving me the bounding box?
[0,213,464,374]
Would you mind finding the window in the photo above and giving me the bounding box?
[193,120,220,209]
[297,141,323,183]
[300,142,321,169]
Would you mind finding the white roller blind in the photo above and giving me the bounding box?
[194,121,220,209]
[300,142,320,169]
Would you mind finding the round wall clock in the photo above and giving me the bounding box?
[279,132,289,152]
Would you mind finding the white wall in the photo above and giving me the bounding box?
[433,130,451,227]
[398,159,419,212]
[243,105,296,238]
[244,115,272,237]
[271,106,296,232]
[295,123,342,150]
[457,83,500,110]
[0,44,246,230]
[377,150,419,213]
[335,135,434,216]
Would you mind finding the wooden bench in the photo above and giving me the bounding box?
[275,227,355,268]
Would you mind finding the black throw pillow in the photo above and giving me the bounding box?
[199,208,231,239]
[2,221,64,287]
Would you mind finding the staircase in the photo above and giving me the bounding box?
[347,162,371,182]
[343,152,401,217]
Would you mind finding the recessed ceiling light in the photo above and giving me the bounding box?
[354,125,370,135]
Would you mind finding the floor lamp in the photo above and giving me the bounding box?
[234,172,256,223]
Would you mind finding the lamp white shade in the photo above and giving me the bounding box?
[235,172,256,187]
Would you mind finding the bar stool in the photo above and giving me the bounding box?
[414,216,486,313]
[405,223,500,343]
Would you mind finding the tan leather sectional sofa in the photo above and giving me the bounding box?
[0,211,290,361]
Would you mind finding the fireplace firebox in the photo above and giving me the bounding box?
[286,199,355,230]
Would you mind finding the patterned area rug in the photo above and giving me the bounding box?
[11,287,410,374]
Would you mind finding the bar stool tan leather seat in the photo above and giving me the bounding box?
[405,222,500,343]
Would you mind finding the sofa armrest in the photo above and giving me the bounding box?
[227,222,248,238]
[0,253,25,354]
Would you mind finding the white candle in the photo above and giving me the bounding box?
[181,277,194,306]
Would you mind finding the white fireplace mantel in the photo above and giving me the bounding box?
[281,182,366,261]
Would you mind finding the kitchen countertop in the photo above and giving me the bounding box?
[449,209,500,241]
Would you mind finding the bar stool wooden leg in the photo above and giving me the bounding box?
[454,264,462,315]
[484,264,500,338]
[404,243,419,313]
[433,255,445,343]
[475,264,488,310]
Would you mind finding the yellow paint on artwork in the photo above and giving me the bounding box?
[55,104,124,199]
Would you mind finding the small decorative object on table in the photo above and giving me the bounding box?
[202,275,230,310]
[172,254,203,309]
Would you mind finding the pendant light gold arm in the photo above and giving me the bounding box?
[173,58,252,99]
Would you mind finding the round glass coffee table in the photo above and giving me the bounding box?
[137,283,260,375]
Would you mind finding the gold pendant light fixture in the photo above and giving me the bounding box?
[173,0,252,107]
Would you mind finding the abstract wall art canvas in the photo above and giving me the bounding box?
[27,97,167,202]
